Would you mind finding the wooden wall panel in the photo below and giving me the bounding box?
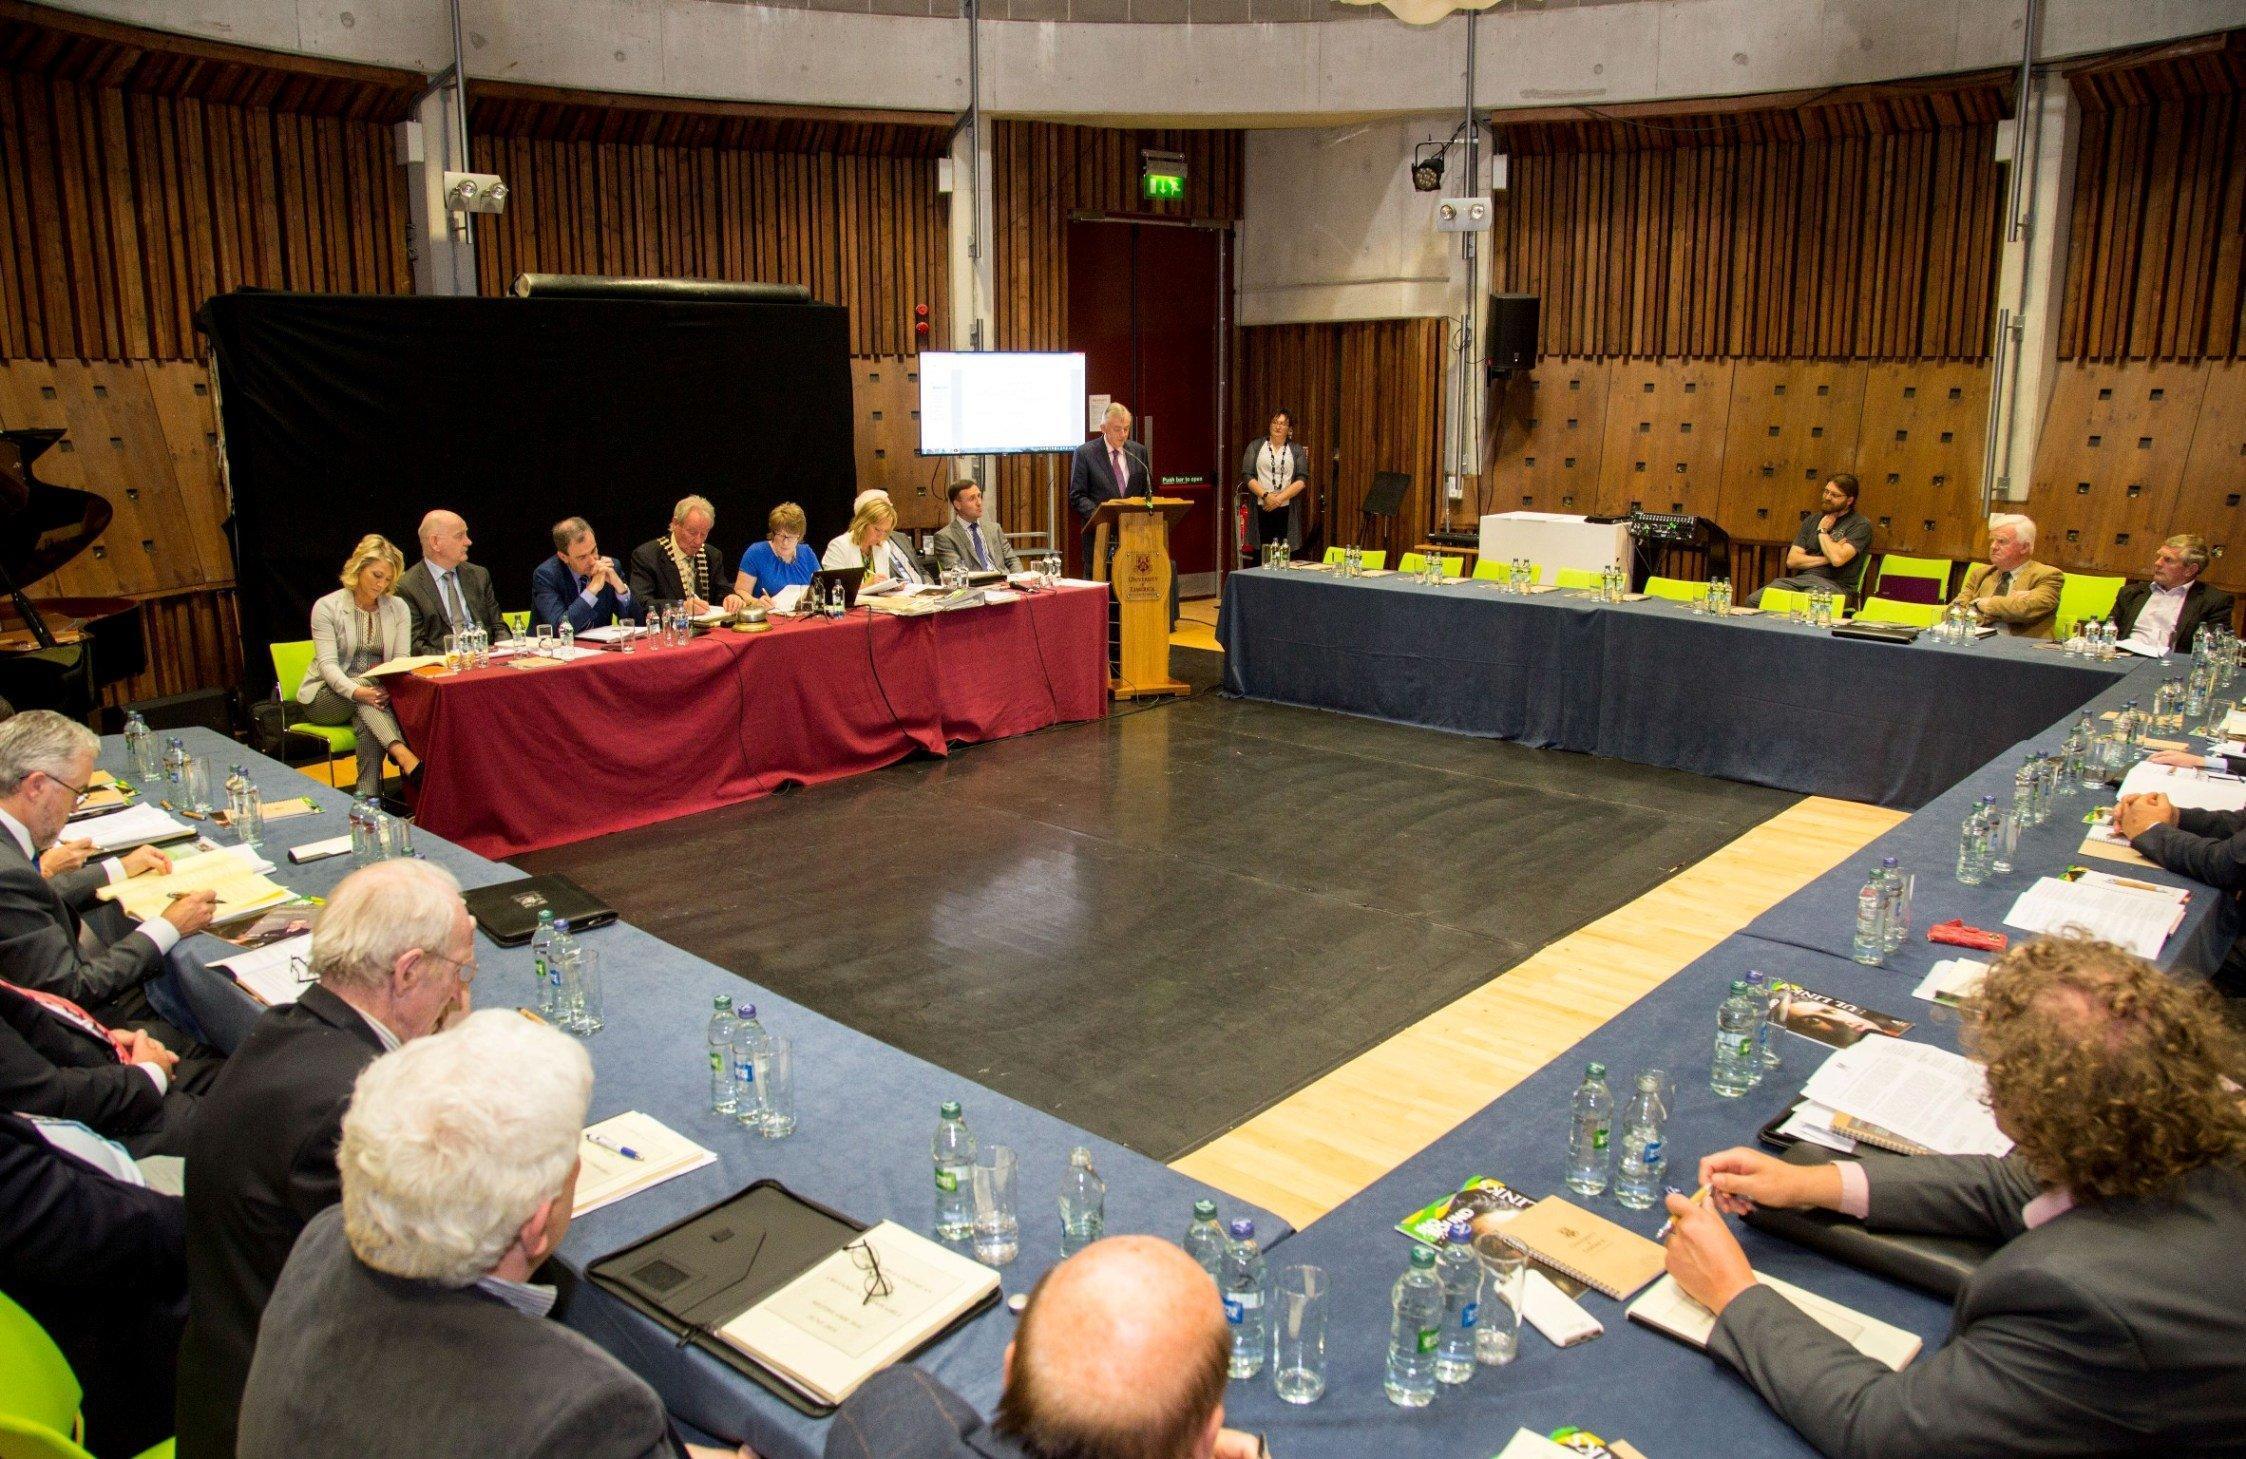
[1854,362,1989,560]
[1231,324,1341,543]
[853,356,951,532]
[1714,360,1867,544]
[2173,360,2246,591]
[2022,361,2217,575]
[1486,357,1611,516]
[1592,360,1734,518]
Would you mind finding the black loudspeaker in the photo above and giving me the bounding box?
[1487,293,1540,374]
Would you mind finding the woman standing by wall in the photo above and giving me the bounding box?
[1241,409,1309,560]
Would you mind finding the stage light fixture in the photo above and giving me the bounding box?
[1411,142,1446,193]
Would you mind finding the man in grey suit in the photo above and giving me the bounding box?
[930,480,1020,577]
[238,1010,747,1459]
[1663,934,2246,1459]
[825,1236,1264,1459]
[395,509,509,654]
[0,711,214,1020]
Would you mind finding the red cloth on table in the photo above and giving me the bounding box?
[387,586,1109,858]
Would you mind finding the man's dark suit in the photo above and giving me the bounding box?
[531,553,639,632]
[240,1207,679,1459]
[1067,436,1151,567]
[2132,806,2246,895]
[824,1366,1029,1459]
[0,831,165,1016]
[0,980,196,1152]
[1708,1152,2246,1458]
[2113,578,2236,654]
[627,535,730,605]
[176,984,389,1459]
[0,1110,186,1459]
[395,559,508,655]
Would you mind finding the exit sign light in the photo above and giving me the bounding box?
[1141,149,1186,202]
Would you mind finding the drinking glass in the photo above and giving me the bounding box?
[1270,1264,1328,1404]
[971,1146,1020,1264]
[535,623,555,655]
[754,1035,796,1139]
[131,733,162,781]
[565,947,603,1035]
[619,621,639,654]
[183,757,212,816]
[1469,1233,1525,1366]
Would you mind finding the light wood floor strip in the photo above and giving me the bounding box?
[1171,795,1906,1229]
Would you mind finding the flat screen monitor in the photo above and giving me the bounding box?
[918,351,1087,456]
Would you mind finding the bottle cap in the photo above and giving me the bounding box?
[1227,1218,1255,1240]
[939,1100,963,1119]
[1193,1199,1217,1220]
[536,909,554,923]
[713,994,732,1011]
[738,1003,756,1019]
[1745,969,1765,985]
[1445,1216,1475,1242]
[1409,1245,1436,1269]
[1585,1061,1606,1078]
[1881,856,1898,867]
[1730,979,1750,993]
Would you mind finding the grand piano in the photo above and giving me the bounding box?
[0,428,148,718]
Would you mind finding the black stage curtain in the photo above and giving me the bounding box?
[199,290,856,693]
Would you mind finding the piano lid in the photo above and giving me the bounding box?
[0,429,115,588]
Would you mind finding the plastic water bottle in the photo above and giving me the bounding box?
[932,1101,975,1239]
[1851,868,1885,964]
[1880,856,1911,954]
[1956,801,1990,885]
[1433,1216,1483,1384]
[529,910,558,1018]
[236,782,264,849]
[1564,1062,1613,1196]
[1746,968,1782,1073]
[732,1003,772,1132]
[549,919,582,1028]
[1988,793,2018,876]
[557,620,575,653]
[707,994,739,1114]
[1384,1245,1443,1408]
[1058,1146,1106,1255]
[1221,1219,1268,1379]
[1613,1071,1669,1210]
[345,798,372,864]
[1183,1199,1226,1283]
[1712,980,1761,1097]
[123,712,154,779]
[162,735,187,786]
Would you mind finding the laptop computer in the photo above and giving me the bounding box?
[463,873,618,945]
[804,565,867,608]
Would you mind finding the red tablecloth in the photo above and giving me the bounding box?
[387,586,1109,858]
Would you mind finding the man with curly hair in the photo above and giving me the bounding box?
[1662,935,2246,1458]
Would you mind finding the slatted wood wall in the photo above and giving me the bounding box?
[989,120,1243,541]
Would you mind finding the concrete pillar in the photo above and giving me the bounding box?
[947,122,994,354]
[1988,74,2079,503]
[397,88,478,298]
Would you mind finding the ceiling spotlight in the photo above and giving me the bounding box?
[1412,142,1446,193]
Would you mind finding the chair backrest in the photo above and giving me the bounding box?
[502,610,530,635]
[2056,573,2125,636]
[1875,553,1951,600]
[267,640,316,700]
[1468,557,1538,582]
[1853,596,1946,628]
[1552,567,1603,591]
[1398,553,1465,578]
[1758,587,1813,618]
[0,1291,85,1457]
[1642,576,1703,603]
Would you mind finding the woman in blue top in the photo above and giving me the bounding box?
[734,501,819,602]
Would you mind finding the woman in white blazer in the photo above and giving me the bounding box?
[299,533,421,795]
[821,495,925,588]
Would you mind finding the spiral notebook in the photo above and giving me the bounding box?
[1495,1196,1667,1302]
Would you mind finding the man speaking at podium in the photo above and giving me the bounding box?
[1069,401,1149,575]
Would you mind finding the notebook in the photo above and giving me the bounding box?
[1495,1195,1667,1301]
[572,1111,717,1217]
[1627,1272,1922,1370]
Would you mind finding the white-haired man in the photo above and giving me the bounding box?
[1952,514,2063,639]
[0,709,214,1018]
[1068,401,1149,573]
[176,858,476,1459]
[629,494,746,615]
[396,508,508,655]
[238,1011,748,1459]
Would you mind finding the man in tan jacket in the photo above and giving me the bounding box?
[1953,514,2063,639]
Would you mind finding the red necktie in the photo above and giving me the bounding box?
[4,978,114,1050]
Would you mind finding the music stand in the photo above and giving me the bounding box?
[1360,471,1411,561]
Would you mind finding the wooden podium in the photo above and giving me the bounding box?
[1088,495,1192,700]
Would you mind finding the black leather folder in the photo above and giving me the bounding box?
[1742,1143,1994,1301]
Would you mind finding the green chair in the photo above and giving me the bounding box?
[1468,557,1538,583]
[1553,567,1604,591]
[1642,576,1705,604]
[2056,573,2125,638]
[1322,547,1387,571]
[503,610,530,636]
[1398,552,1465,578]
[1873,553,1952,605]
[267,642,355,765]
[0,1288,174,1458]
[1758,586,1814,618]
[1853,596,1946,628]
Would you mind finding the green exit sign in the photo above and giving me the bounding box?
[1141,149,1186,203]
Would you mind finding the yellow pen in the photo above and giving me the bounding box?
[1654,1184,1709,1243]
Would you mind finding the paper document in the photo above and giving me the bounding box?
[1628,1272,1921,1370]
[365,654,448,676]
[288,835,353,864]
[213,934,312,1007]
[68,803,193,853]
[1910,958,1989,1008]
[769,585,807,613]
[99,843,293,924]
[571,1111,717,1217]
[2224,709,2246,737]
[1055,577,1104,589]
[1777,1101,1858,1153]
[2004,873,2186,960]
[1799,1038,2013,1157]
[1493,1432,1580,1459]
[2118,760,2246,812]
[572,624,632,642]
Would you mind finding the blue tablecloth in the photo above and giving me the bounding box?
[1218,570,2135,809]
[114,730,1291,1459]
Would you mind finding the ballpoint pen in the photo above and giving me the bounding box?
[1654,1184,1708,1243]
[585,1131,645,1162]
